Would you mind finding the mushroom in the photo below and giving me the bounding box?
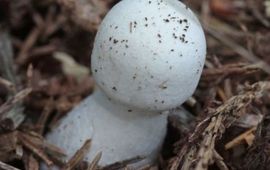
[45,0,206,168]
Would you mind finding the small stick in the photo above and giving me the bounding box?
[205,25,270,74]
[36,97,54,134]
[62,139,92,170]
[102,156,145,170]
[0,161,20,170]
[0,30,26,129]
[29,45,57,58]
[0,77,15,92]
[15,13,44,65]
[225,127,256,150]
[18,133,53,166]
[87,152,102,170]
[15,27,41,65]
[0,88,32,119]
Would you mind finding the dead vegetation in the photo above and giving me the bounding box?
[0,0,270,169]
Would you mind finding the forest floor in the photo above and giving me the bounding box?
[0,0,270,170]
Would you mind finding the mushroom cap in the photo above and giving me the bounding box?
[91,0,206,111]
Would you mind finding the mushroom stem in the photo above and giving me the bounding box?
[46,89,168,167]
[44,0,207,168]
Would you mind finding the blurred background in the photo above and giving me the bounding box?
[0,0,270,169]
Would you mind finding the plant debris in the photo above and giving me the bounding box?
[168,82,270,170]
[0,0,270,169]
[63,139,91,170]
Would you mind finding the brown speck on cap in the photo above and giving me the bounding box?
[163,19,170,22]
[130,22,133,33]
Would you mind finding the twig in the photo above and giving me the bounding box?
[0,161,20,170]
[243,114,270,169]
[202,63,259,78]
[15,27,41,65]
[0,30,26,130]
[102,156,145,170]
[0,131,21,162]
[247,0,270,28]
[87,152,102,170]
[19,132,66,158]
[168,81,270,170]
[0,31,16,85]
[0,77,15,92]
[62,139,92,170]
[18,132,53,166]
[29,45,57,58]
[0,88,32,119]
[213,150,229,170]
[204,19,270,75]
[36,97,54,134]
[24,154,39,170]
[15,13,44,65]
[225,127,256,150]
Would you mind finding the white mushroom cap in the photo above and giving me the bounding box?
[91,0,206,111]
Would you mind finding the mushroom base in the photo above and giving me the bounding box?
[43,89,168,169]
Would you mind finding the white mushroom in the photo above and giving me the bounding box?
[45,0,206,168]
